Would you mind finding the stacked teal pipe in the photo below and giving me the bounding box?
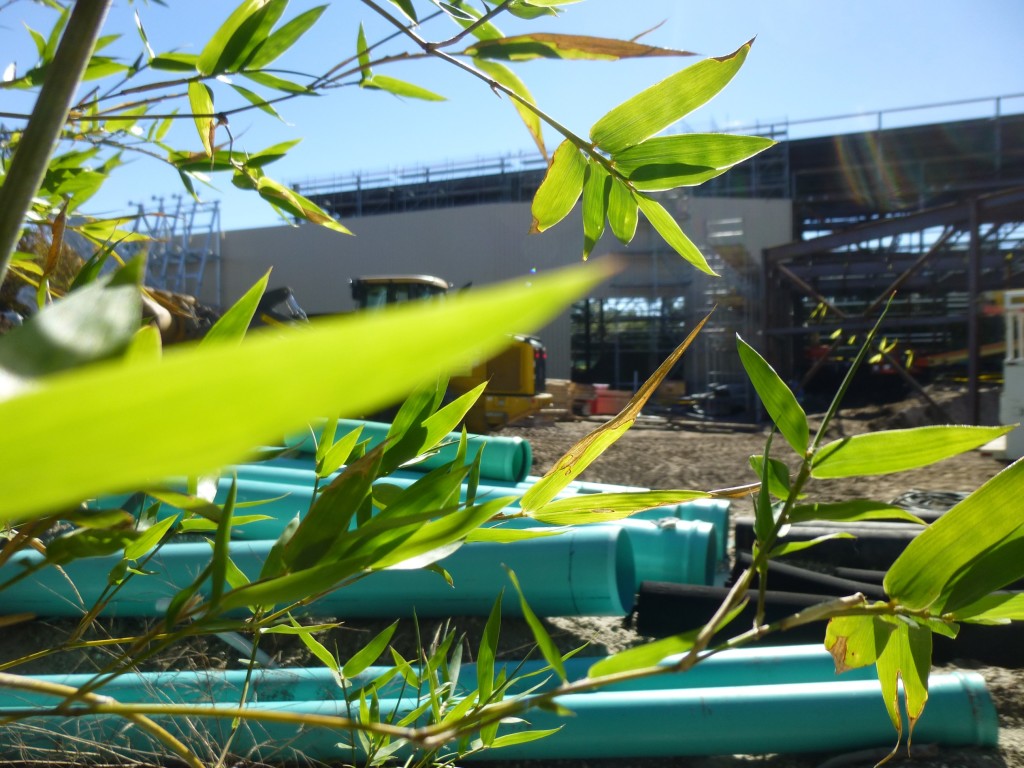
[0,530,637,618]
[0,645,882,709]
[0,671,996,761]
[283,418,533,483]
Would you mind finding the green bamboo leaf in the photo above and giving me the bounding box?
[0,279,139,399]
[489,728,563,748]
[613,134,776,191]
[363,74,445,101]
[885,458,1024,612]
[478,592,502,701]
[209,476,236,607]
[46,527,139,565]
[229,83,283,120]
[749,454,792,500]
[530,139,586,234]
[951,591,1024,624]
[938,526,1024,614]
[789,500,926,526]
[356,23,372,80]
[590,40,752,154]
[343,620,398,678]
[202,270,270,346]
[151,53,199,72]
[588,627,700,678]
[614,134,774,175]
[530,490,709,526]
[123,514,179,561]
[2,262,615,523]
[506,567,565,682]
[768,532,855,559]
[388,0,418,22]
[754,433,776,544]
[197,0,268,75]
[737,335,808,455]
[465,527,563,543]
[244,5,326,70]
[318,424,364,478]
[635,194,715,274]
[581,161,610,260]
[464,33,695,62]
[242,70,311,94]
[811,425,1013,479]
[606,179,638,243]
[473,58,545,158]
[521,313,710,512]
[187,81,215,156]
[875,618,931,752]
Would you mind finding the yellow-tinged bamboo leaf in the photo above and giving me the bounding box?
[1,261,617,522]
[530,140,586,234]
[464,33,696,61]
[607,179,637,243]
[256,177,353,235]
[521,312,711,511]
[531,490,709,526]
[636,195,716,274]
[614,134,775,191]
[811,425,1013,479]
[825,614,892,673]
[187,81,215,156]
[466,526,564,543]
[874,618,931,756]
[590,40,752,155]
[474,58,545,159]
[581,161,610,259]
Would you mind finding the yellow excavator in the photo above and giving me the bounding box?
[349,275,551,433]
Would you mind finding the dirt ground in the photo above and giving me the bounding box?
[1,385,1021,767]
[492,384,1023,768]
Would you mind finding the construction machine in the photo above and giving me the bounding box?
[349,275,551,433]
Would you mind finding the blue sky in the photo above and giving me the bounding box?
[6,0,1024,231]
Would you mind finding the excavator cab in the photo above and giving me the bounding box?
[350,275,451,309]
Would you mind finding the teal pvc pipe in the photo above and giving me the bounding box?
[283,419,533,484]
[1,673,996,761]
[0,527,636,618]
[0,645,881,710]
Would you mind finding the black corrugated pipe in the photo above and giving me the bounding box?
[730,552,887,600]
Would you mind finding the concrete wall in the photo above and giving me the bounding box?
[213,196,793,381]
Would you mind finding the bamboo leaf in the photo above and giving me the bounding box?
[581,161,610,260]
[123,514,179,561]
[530,490,709,526]
[363,74,445,101]
[521,312,710,511]
[229,83,284,120]
[737,335,808,455]
[198,0,268,75]
[951,591,1024,624]
[464,33,695,62]
[466,527,563,543]
[875,618,931,751]
[613,134,775,177]
[606,179,637,243]
[242,69,311,94]
[244,5,326,70]
[478,592,502,701]
[296,621,341,674]
[811,425,1013,479]
[473,58,545,159]
[343,620,398,678]
[768,532,855,558]
[635,194,715,274]
[588,628,700,678]
[748,454,792,500]
[590,40,752,154]
[255,177,353,234]
[1,263,615,523]
[187,81,215,156]
[506,567,565,682]
[388,0,418,23]
[202,270,270,346]
[825,614,892,673]
[530,139,586,234]
[789,500,926,526]
[938,525,1024,614]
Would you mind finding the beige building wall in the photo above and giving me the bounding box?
[213,196,792,381]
